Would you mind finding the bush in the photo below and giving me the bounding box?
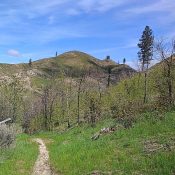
[0,124,16,148]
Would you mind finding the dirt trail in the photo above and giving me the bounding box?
[33,138,53,175]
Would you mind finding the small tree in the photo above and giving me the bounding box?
[138,26,154,103]
[107,66,112,87]
[123,58,126,64]
[77,72,86,124]
[29,58,32,67]
[106,56,110,60]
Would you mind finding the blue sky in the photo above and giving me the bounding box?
[0,0,175,68]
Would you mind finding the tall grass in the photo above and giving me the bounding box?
[37,112,175,175]
[0,134,38,175]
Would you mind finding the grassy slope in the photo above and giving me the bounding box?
[33,51,117,69]
[107,59,175,106]
[0,51,117,75]
[0,134,38,175]
[0,51,136,90]
[37,112,175,175]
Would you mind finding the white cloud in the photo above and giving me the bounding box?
[126,0,175,14]
[7,49,21,57]
[66,9,80,16]
[127,60,139,70]
[96,0,128,12]
[127,58,160,70]
[91,40,137,54]
[16,0,130,16]
[77,0,129,13]
[24,0,71,17]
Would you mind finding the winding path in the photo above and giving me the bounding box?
[33,138,53,175]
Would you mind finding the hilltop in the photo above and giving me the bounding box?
[0,51,136,90]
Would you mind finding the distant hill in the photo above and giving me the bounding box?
[0,51,136,90]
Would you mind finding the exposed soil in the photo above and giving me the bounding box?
[33,138,54,175]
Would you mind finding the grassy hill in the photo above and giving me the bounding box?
[0,51,136,90]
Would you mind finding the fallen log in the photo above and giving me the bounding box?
[0,118,11,125]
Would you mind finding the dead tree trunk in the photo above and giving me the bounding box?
[77,77,84,124]
[0,118,11,125]
[144,71,148,103]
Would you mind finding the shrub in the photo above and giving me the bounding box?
[0,124,16,148]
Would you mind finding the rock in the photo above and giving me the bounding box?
[91,133,100,140]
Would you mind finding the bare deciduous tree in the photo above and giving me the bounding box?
[77,73,86,124]
[154,38,175,106]
[41,84,58,131]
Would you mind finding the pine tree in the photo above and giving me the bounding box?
[106,56,110,60]
[123,58,126,64]
[138,26,154,103]
[29,58,32,67]
[138,26,154,71]
[107,66,111,87]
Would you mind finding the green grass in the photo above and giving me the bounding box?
[31,76,49,89]
[0,134,38,175]
[36,112,175,175]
